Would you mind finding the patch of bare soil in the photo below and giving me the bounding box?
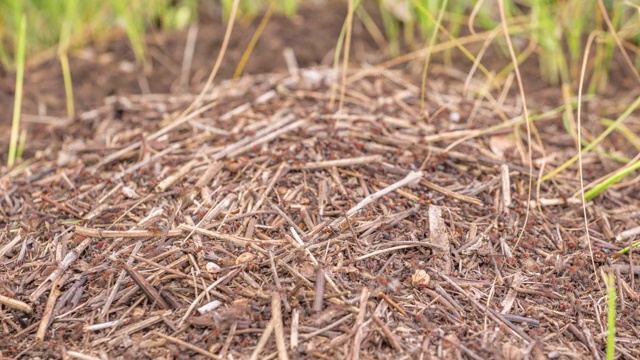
[2,65,639,359]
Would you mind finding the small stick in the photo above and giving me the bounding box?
[31,238,92,301]
[0,294,32,313]
[289,228,340,293]
[84,318,129,332]
[377,292,407,317]
[616,225,640,241]
[120,261,171,309]
[179,267,243,327]
[290,308,299,349]
[354,243,439,262]
[330,171,423,228]
[66,351,101,360]
[179,24,199,89]
[41,195,82,218]
[153,331,221,359]
[36,273,68,341]
[156,159,199,192]
[0,234,22,259]
[271,291,289,360]
[221,118,304,159]
[438,271,533,342]
[294,155,383,170]
[372,315,402,352]
[219,321,237,358]
[420,179,483,206]
[253,162,287,211]
[300,314,353,340]
[269,251,291,312]
[94,101,216,170]
[75,226,182,238]
[102,241,142,320]
[313,268,326,313]
[112,143,181,181]
[178,224,283,245]
[349,287,370,360]
[501,164,512,208]
[249,318,276,360]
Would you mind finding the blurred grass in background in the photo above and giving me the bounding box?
[0,0,199,69]
[1,0,639,92]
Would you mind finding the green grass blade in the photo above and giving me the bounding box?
[542,93,640,182]
[603,271,616,360]
[584,156,640,200]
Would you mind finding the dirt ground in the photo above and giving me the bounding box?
[1,2,640,360]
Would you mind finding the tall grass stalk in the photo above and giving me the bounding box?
[417,0,447,110]
[59,0,79,118]
[602,270,616,360]
[233,0,278,80]
[541,93,640,182]
[8,15,27,167]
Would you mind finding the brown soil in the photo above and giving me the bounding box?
[1,2,640,360]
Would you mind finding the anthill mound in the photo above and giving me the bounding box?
[1,68,639,359]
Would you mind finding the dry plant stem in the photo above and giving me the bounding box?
[330,171,423,228]
[66,351,101,360]
[0,294,32,313]
[438,271,533,342]
[271,292,289,360]
[179,267,243,327]
[300,314,353,341]
[253,162,287,211]
[338,0,355,112]
[353,243,436,262]
[576,32,601,285]
[179,24,198,89]
[289,227,340,293]
[0,234,22,258]
[295,155,382,170]
[219,321,237,358]
[95,311,169,346]
[94,101,216,170]
[120,261,172,309]
[101,241,143,320]
[212,113,296,159]
[179,0,238,118]
[113,143,181,181]
[178,224,283,246]
[497,0,535,250]
[156,159,198,192]
[501,164,512,209]
[377,292,408,317]
[250,318,276,360]
[290,308,300,349]
[36,273,68,341]
[75,226,182,238]
[616,226,640,241]
[269,251,291,312]
[349,287,370,360]
[313,268,326,312]
[152,331,221,359]
[420,179,482,206]
[428,205,452,274]
[371,315,402,352]
[31,238,92,301]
